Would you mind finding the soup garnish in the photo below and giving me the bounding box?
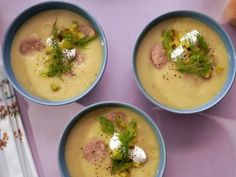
[66,107,160,177]
[43,21,97,79]
[76,112,147,177]
[98,114,147,176]
[99,116,115,135]
[19,20,97,80]
[151,29,223,79]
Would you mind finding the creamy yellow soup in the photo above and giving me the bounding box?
[136,17,229,109]
[11,10,103,101]
[65,107,160,177]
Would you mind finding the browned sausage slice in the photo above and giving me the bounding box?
[106,111,127,122]
[150,43,168,69]
[19,37,45,55]
[64,72,75,77]
[79,25,96,37]
[82,139,108,164]
[74,51,85,65]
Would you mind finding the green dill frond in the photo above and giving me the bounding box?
[111,119,137,161]
[97,115,138,175]
[118,119,137,147]
[176,34,213,78]
[196,34,210,55]
[44,21,97,78]
[162,29,176,58]
[162,29,175,51]
[98,116,114,135]
[52,19,59,39]
[111,160,133,175]
[74,34,97,48]
[46,42,73,78]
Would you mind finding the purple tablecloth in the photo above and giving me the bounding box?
[1,0,236,177]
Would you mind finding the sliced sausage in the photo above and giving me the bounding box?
[64,72,75,77]
[79,25,96,38]
[19,37,45,55]
[74,51,85,65]
[150,43,168,69]
[106,111,127,122]
[82,139,108,164]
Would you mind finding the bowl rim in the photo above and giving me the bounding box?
[57,101,166,177]
[1,1,108,106]
[132,10,236,114]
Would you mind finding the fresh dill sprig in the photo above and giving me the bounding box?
[111,119,137,174]
[161,29,214,79]
[162,29,175,57]
[176,34,213,78]
[44,21,97,78]
[118,119,137,152]
[97,115,138,175]
[52,20,59,39]
[60,22,97,49]
[111,160,133,175]
[74,34,97,48]
[98,116,114,135]
[46,42,73,79]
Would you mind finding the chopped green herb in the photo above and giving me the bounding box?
[162,29,175,57]
[98,116,114,135]
[50,83,60,91]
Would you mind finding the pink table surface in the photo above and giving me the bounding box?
[1,0,236,177]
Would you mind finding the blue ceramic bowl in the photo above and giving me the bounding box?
[58,101,166,177]
[133,11,236,114]
[1,1,107,106]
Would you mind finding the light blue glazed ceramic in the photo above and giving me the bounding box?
[1,1,108,106]
[133,11,236,114]
[58,101,166,177]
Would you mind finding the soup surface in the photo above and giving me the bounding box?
[136,17,229,109]
[11,10,103,101]
[65,106,160,177]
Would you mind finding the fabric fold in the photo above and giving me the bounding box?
[0,63,39,177]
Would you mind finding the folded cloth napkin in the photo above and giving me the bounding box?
[0,59,38,177]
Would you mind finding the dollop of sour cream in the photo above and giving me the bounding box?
[129,146,147,163]
[180,29,199,44]
[46,37,54,46]
[46,37,76,60]
[171,30,200,61]
[62,49,76,59]
[109,133,122,151]
[109,132,147,163]
[171,45,185,61]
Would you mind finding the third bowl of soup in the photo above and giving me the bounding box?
[58,101,166,177]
